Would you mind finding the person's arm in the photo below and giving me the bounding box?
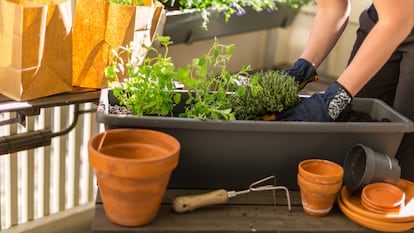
[278,1,414,122]
[299,0,351,68]
[284,0,350,89]
[337,0,414,96]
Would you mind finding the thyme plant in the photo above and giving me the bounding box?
[231,70,300,120]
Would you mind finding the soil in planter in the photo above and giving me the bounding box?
[109,105,133,115]
[335,105,391,122]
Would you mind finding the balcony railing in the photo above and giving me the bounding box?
[0,102,101,231]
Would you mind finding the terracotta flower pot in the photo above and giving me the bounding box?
[298,159,344,184]
[297,174,343,217]
[88,128,180,226]
[297,159,344,217]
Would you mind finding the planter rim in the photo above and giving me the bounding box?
[88,128,180,177]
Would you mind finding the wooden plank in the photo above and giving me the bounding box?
[92,204,372,233]
[92,190,376,233]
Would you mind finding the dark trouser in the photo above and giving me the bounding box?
[348,5,414,181]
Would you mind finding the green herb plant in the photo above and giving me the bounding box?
[178,38,251,120]
[163,0,315,29]
[105,36,300,121]
[105,36,182,116]
[231,70,300,120]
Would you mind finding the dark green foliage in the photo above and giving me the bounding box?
[231,70,300,120]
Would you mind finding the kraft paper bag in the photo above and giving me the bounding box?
[0,0,73,101]
[72,0,164,88]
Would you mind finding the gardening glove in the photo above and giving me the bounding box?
[276,81,353,122]
[285,58,319,90]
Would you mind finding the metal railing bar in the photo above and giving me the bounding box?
[41,108,51,217]
[0,104,85,156]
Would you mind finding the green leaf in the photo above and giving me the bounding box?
[236,86,246,96]
[158,36,172,46]
[173,93,181,104]
[104,66,116,79]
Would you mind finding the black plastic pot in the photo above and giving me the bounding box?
[343,144,401,192]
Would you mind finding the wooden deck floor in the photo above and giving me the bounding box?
[91,189,378,233]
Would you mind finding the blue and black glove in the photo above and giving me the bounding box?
[277,81,353,122]
[286,58,319,90]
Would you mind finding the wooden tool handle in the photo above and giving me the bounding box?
[172,189,229,213]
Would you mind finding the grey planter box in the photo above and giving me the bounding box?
[96,89,414,190]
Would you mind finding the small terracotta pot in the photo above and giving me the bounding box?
[297,174,343,217]
[298,159,344,185]
[297,159,344,217]
[88,128,180,226]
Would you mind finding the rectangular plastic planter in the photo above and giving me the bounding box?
[96,89,414,190]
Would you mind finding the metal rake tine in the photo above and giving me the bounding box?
[249,175,291,211]
[249,175,276,191]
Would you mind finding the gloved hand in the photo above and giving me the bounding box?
[276,81,353,122]
[286,58,319,90]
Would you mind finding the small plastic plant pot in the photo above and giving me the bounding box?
[343,144,401,192]
[361,182,405,214]
[297,174,343,217]
[298,159,344,185]
[88,128,180,227]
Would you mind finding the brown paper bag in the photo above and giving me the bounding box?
[0,0,73,101]
[72,0,164,88]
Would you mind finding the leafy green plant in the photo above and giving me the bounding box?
[178,38,251,120]
[105,37,300,121]
[105,36,182,116]
[231,70,300,120]
[163,0,315,29]
[104,36,249,119]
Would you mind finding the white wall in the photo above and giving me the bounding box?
[168,0,372,79]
